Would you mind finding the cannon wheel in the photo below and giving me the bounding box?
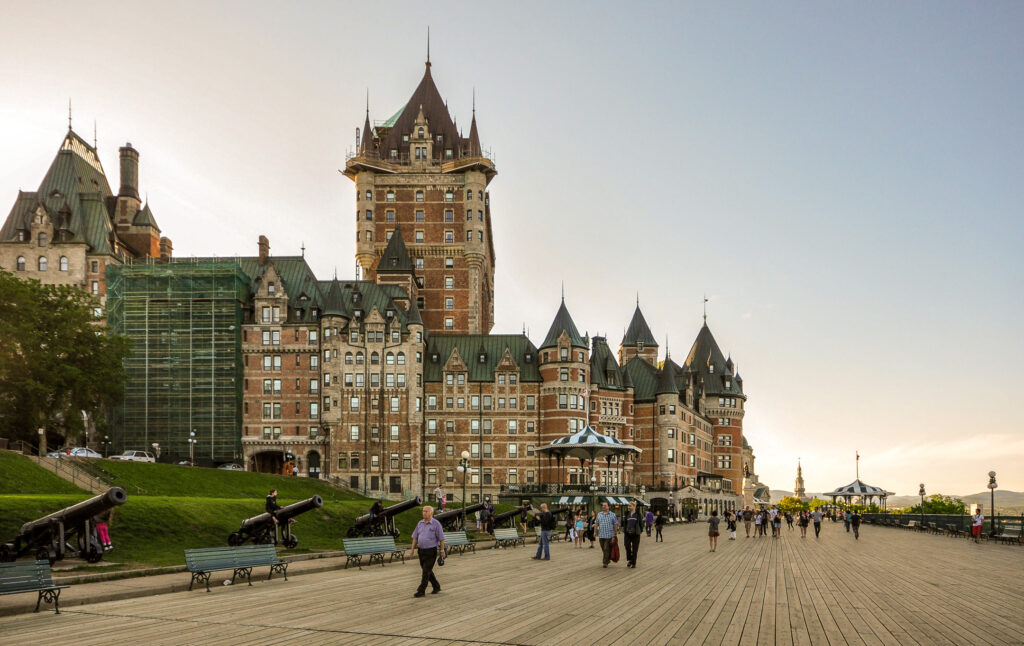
[227,532,244,546]
[283,535,298,549]
[85,545,103,563]
[256,531,275,545]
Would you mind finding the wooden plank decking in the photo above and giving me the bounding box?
[1,523,1021,645]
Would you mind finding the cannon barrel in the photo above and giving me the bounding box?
[491,503,531,525]
[433,503,485,526]
[352,496,422,528]
[239,495,323,532]
[20,488,127,536]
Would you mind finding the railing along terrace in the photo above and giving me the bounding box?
[345,149,494,166]
[863,512,1024,536]
[500,483,638,496]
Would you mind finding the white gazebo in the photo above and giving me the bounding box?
[826,479,895,510]
[536,426,642,496]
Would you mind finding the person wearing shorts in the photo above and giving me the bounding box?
[972,510,984,543]
[707,510,720,552]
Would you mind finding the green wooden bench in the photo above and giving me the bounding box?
[184,544,287,592]
[342,536,405,569]
[0,560,68,614]
[494,527,524,548]
[995,528,1022,545]
[445,531,474,555]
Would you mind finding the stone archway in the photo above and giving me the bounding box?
[251,451,284,475]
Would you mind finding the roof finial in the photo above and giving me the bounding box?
[665,334,670,358]
[703,293,708,324]
[561,281,564,302]
[366,88,369,116]
[93,120,97,149]
[301,241,306,257]
[67,98,72,131]
[472,87,476,116]
[636,292,640,307]
[426,26,430,67]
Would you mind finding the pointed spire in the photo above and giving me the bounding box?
[540,299,585,349]
[322,278,347,317]
[93,120,97,149]
[656,360,679,395]
[359,95,374,155]
[406,295,423,326]
[376,227,415,273]
[68,98,72,131]
[426,26,430,67]
[622,304,657,347]
[468,91,482,157]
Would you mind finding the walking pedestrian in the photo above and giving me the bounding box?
[850,510,862,540]
[587,511,597,548]
[623,501,643,568]
[433,484,443,506]
[754,511,762,538]
[408,506,446,597]
[773,512,782,538]
[532,503,555,560]
[654,510,665,542]
[798,510,809,538]
[574,514,586,548]
[844,510,851,533]
[644,509,654,537]
[727,511,737,540]
[564,508,575,542]
[743,506,753,538]
[812,508,823,538]
[595,502,620,567]
[520,504,529,536]
[785,512,794,530]
[707,510,720,552]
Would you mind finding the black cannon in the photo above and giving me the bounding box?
[492,503,532,528]
[1,488,127,564]
[346,496,422,538]
[433,503,485,531]
[227,495,322,548]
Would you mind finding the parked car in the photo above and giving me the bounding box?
[177,460,193,466]
[110,450,156,463]
[67,447,102,459]
[217,463,243,471]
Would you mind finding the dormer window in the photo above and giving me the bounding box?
[637,342,644,351]
[390,149,397,159]
[724,379,731,389]
[354,309,363,319]
[479,353,487,363]
[403,134,409,142]
[431,353,439,363]
[386,309,394,319]
[38,233,47,247]
[560,347,568,361]
[352,293,361,305]
[268,282,275,296]
[709,364,714,374]
[445,149,452,158]
[524,353,533,363]
[418,128,425,139]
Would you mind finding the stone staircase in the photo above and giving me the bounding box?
[29,456,109,494]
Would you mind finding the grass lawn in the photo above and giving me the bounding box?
[0,451,86,495]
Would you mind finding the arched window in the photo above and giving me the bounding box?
[355,352,364,365]
[38,256,47,271]
[385,352,395,365]
[415,190,424,202]
[397,352,406,365]
[345,352,353,365]
[370,351,380,365]
[38,233,47,247]
[16,256,25,271]
[59,256,68,271]
[365,190,372,200]
[418,127,424,139]
[466,189,472,200]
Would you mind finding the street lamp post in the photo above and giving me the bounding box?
[988,471,998,536]
[918,483,926,526]
[189,430,197,466]
[151,443,160,462]
[37,428,45,458]
[590,476,597,516]
[459,450,471,530]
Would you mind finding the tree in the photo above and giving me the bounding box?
[777,496,807,513]
[0,269,130,446]
[904,494,966,515]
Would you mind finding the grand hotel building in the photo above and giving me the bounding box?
[1,60,766,506]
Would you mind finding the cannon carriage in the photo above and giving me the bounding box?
[227,495,323,548]
[491,503,532,528]
[346,496,422,538]
[432,503,485,531]
[1,488,127,564]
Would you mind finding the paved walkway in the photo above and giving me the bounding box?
[2,522,1022,645]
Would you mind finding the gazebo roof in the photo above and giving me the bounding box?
[827,479,894,497]
[536,426,641,462]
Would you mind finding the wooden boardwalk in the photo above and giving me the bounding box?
[2,522,1022,645]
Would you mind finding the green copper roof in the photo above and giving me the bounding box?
[540,300,586,349]
[589,337,627,390]
[622,305,657,347]
[381,106,404,128]
[424,334,541,382]
[684,323,744,397]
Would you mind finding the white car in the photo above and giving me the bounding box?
[67,447,102,459]
[111,450,156,463]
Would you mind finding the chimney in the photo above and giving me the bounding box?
[118,143,140,200]
[159,237,173,261]
[257,235,270,266]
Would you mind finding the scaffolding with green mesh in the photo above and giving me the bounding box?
[106,260,249,464]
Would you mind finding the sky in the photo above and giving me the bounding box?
[1,1,1021,497]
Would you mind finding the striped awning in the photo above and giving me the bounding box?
[557,496,587,505]
[826,479,894,497]
[602,496,646,506]
[536,427,642,462]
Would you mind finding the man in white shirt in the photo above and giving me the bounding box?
[971,509,984,543]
